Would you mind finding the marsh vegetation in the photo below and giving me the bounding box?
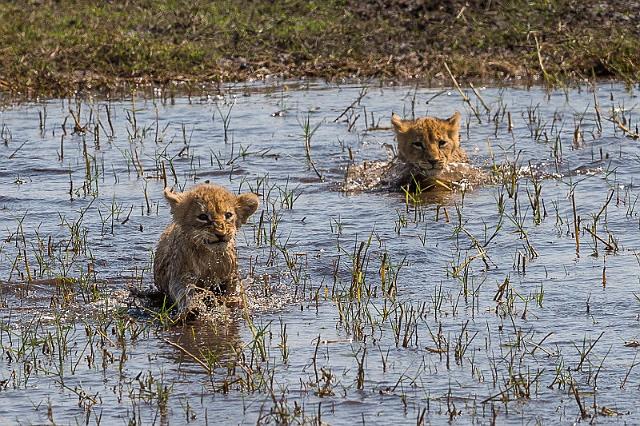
[1,80,639,423]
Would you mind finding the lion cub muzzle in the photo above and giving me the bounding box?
[421,157,443,171]
[204,227,231,245]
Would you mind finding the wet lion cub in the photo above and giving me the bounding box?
[154,184,259,314]
[343,111,481,192]
[391,111,467,173]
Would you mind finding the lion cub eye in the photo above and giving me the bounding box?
[224,212,234,220]
[411,141,424,149]
[197,213,209,222]
[438,139,447,148]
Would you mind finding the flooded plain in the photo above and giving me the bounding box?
[1,81,639,424]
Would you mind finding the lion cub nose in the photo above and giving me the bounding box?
[209,230,227,243]
[211,223,227,238]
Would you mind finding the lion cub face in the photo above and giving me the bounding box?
[391,112,466,174]
[164,184,259,250]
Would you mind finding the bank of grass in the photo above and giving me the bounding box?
[1,0,639,96]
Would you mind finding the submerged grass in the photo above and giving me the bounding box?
[2,0,640,97]
[1,78,640,423]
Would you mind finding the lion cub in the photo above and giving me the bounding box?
[343,111,483,192]
[154,184,259,314]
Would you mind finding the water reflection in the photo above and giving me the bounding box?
[163,318,242,374]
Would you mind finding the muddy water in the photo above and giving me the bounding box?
[1,82,639,424]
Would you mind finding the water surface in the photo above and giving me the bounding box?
[0,81,639,424]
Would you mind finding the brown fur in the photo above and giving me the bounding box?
[342,112,485,193]
[154,184,259,314]
[391,111,467,175]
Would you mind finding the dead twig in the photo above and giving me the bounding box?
[570,381,589,419]
[533,34,551,83]
[469,82,490,113]
[583,227,617,251]
[334,87,368,122]
[443,62,481,123]
[162,338,213,374]
[609,115,640,139]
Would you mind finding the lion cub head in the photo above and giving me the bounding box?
[391,112,467,175]
[164,184,259,249]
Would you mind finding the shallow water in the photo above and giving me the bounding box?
[1,81,639,424]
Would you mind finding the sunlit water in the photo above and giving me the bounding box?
[0,81,639,424]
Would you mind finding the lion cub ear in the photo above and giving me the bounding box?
[235,193,260,225]
[447,112,461,129]
[391,113,411,134]
[163,187,184,213]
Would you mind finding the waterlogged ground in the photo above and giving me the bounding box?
[1,81,640,424]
